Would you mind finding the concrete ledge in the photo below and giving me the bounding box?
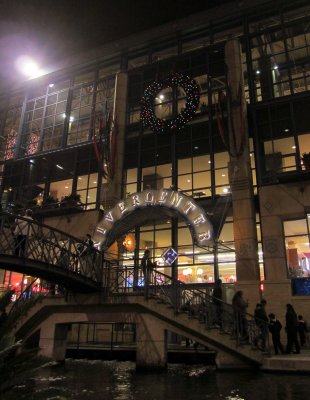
[262,351,310,373]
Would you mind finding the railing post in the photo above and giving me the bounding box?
[173,281,179,313]
[144,268,149,300]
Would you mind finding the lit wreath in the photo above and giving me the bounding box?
[140,73,200,133]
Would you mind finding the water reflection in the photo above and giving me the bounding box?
[2,360,310,400]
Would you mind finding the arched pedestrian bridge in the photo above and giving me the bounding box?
[0,212,271,369]
[0,212,108,293]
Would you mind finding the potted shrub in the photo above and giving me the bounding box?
[302,152,310,170]
[42,195,58,209]
[61,192,81,207]
[26,199,38,209]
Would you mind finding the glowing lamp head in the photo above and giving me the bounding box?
[15,56,39,78]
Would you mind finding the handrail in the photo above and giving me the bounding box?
[0,212,109,286]
[105,264,270,355]
[1,211,98,250]
[0,278,51,336]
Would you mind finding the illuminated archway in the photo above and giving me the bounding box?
[95,189,213,250]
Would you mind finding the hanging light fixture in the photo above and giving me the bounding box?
[123,233,136,252]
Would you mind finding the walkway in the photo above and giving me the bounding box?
[0,212,109,292]
[262,349,310,373]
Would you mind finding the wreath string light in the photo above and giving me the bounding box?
[140,73,200,133]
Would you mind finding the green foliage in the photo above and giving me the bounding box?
[302,152,310,169]
[42,195,58,205]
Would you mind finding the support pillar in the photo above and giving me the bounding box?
[135,314,167,370]
[102,71,128,209]
[225,39,261,306]
[215,350,250,370]
[38,322,68,361]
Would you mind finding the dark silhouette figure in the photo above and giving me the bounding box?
[285,304,300,354]
[79,234,95,277]
[297,315,308,347]
[268,313,284,355]
[212,279,223,327]
[14,209,33,257]
[141,249,156,287]
[232,290,248,340]
[254,299,268,350]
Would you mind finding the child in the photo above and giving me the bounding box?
[268,313,284,355]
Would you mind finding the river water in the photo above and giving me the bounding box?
[2,359,310,400]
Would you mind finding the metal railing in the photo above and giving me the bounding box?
[104,264,271,354]
[0,278,53,337]
[0,212,109,285]
[0,211,271,355]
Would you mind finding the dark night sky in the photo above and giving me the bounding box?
[0,0,232,84]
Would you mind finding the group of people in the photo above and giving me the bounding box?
[263,303,308,355]
[211,283,309,355]
[228,289,309,354]
[254,299,309,354]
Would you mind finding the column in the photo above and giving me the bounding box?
[135,314,167,370]
[103,72,128,209]
[38,321,68,361]
[225,39,261,306]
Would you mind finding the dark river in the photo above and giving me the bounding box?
[2,359,310,400]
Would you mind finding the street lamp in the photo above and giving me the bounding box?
[15,55,39,78]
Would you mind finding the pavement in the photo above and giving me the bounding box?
[262,348,310,373]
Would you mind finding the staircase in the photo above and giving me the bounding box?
[11,289,267,369]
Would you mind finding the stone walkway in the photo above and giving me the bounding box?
[262,348,310,372]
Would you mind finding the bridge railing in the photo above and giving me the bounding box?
[0,212,107,285]
[104,264,271,354]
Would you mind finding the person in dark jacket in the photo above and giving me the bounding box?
[285,304,300,354]
[254,300,269,350]
[141,249,156,287]
[268,313,284,355]
[232,290,248,340]
[212,279,223,327]
[297,315,308,347]
[78,234,95,278]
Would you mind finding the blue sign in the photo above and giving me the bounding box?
[292,278,310,296]
[161,247,178,265]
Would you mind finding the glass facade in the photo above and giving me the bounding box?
[0,0,309,291]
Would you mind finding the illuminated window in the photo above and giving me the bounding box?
[77,173,99,210]
[49,179,73,203]
[284,217,310,279]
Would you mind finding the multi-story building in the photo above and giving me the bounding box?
[0,0,309,320]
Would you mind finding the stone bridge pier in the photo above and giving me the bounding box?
[35,309,168,369]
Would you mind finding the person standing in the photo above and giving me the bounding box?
[212,279,223,327]
[268,313,284,355]
[297,315,308,347]
[285,304,300,354]
[141,249,156,289]
[232,290,248,341]
[79,234,95,278]
[14,209,33,257]
[254,300,269,351]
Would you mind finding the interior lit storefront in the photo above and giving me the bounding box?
[0,0,309,306]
